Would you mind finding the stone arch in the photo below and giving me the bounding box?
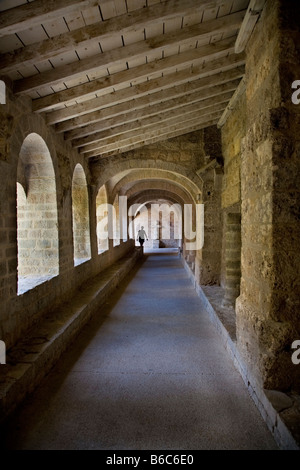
[72,164,91,265]
[128,188,187,250]
[91,159,202,201]
[94,161,202,248]
[17,133,59,294]
[10,113,60,186]
[125,181,194,206]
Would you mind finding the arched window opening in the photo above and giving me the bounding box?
[17,133,59,295]
[72,164,91,265]
[96,185,109,253]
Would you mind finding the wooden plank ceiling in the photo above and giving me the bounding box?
[0,0,250,160]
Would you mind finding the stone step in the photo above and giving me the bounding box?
[0,249,142,424]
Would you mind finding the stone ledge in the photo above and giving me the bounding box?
[183,258,300,450]
[0,248,143,425]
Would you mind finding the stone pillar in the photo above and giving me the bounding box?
[195,167,222,285]
[222,213,241,307]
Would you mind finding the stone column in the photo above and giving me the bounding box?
[236,0,300,391]
[195,167,222,285]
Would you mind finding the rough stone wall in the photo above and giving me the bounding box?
[115,129,207,171]
[92,129,224,279]
[0,85,135,349]
[195,167,223,285]
[194,126,223,286]
[236,0,300,391]
[221,93,246,210]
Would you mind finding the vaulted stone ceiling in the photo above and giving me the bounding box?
[0,0,264,160]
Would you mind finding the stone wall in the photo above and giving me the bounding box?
[236,0,300,391]
[91,128,224,283]
[1,0,298,398]
[121,130,207,171]
[0,85,135,350]
[221,92,246,210]
[195,166,223,285]
[0,87,213,352]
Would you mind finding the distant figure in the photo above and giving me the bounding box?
[137,226,148,247]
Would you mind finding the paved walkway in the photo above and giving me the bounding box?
[1,252,277,450]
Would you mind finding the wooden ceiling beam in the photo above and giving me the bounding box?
[235,0,266,53]
[52,64,244,130]
[57,79,241,136]
[0,0,101,38]
[32,37,238,112]
[48,57,244,126]
[88,119,218,160]
[84,114,221,158]
[78,105,226,153]
[217,76,246,127]
[0,0,229,73]
[13,11,245,95]
[66,87,235,143]
[89,119,220,159]
[77,100,229,153]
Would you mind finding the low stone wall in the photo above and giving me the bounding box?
[0,247,143,425]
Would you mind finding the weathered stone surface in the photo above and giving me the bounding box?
[265,390,293,412]
[234,0,300,392]
[0,0,299,450]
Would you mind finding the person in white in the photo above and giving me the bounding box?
[136,226,148,247]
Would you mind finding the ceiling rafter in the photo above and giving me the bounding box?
[32,37,239,112]
[49,59,245,128]
[66,87,236,143]
[0,0,252,159]
[87,118,220,160]
[78,105,226,154]
[13,10,245,94]
[0,0,100,38]
[77,99,231,152]
[0,0,227,73]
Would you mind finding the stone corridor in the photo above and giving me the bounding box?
[1,252,277,450]
[0,0,299,452]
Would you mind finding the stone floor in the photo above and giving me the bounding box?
[1,252,278,450]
